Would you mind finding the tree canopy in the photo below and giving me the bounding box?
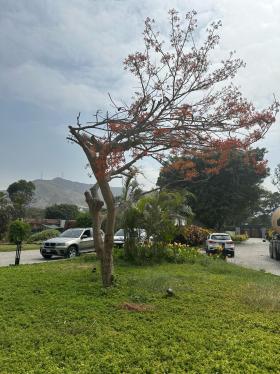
[7,180,35,218]
[0,192,13,239]
[136,190,193,242]
[8,220,31,244]
[249,190,280,226]
[157,148,269,229]
[75,211,92,227]
[67,9,279,286]
[45,204,79,220]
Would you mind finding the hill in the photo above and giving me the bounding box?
[31,177,122,208]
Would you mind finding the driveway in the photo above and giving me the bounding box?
[0,249,63,267]
[1,239,280,275]
[229,238,280,276]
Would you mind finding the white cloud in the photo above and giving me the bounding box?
[0,0,279,190]
[0,0,216,114]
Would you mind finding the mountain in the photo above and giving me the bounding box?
[31,177,122,208]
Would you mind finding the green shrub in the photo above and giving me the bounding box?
[8,220,31,243]
[28,229,60,243]
[75,211,92,227]
[118,242,202,265]
[181,225,211,246]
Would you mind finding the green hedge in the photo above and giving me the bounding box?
[118,242,203,265]
[28,229,60,243]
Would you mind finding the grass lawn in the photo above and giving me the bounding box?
[0,243,39,252]
[0,256,280,373]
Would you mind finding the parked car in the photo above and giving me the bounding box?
[114,229,125,247]
[113,228,147,247]
[206,233,235,257]
[40,227,104,259]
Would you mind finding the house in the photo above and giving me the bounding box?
[26,219,76,232]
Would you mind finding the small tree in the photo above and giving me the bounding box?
[115,170,143,231]
[68,10,278,286]
[8,219,31,265]
[136,190,193,242]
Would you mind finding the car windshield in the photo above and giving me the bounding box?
[211,234,231,241]
[60,229,84,238]
[115,229,124,236]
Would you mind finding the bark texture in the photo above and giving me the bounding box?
[85,180,115,287]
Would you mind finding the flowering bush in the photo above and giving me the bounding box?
[180,225,211,246]
[207,245,227,260]
[118,242,202,264]
[265,228,274,241]
[231,234,248,242]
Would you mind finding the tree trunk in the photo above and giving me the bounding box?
[85,179,116,287]
[85,185,104,259]
[100,244,114,286]
[98,178,116,287]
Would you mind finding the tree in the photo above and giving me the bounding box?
[136,190,193,242]
[45,204,79,220]
[158,148,269,229]
[8,219,31,265]
[0,192,13,240]
[68,10,278,286]
[272,164,280,192]
[121,189,193,259]
[249,189,280,226]
[7,180,35,218]
[8,220,31,243]
[115,169,143,230]
[76,211,92,227]
[25,207,45,219]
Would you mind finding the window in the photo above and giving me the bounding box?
[83,229,91,238]
[211,234,231,241]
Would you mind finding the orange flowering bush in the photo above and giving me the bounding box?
[181,225,211,246]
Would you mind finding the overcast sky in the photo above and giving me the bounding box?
[0,0,279,190]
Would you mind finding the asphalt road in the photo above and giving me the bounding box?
[1,238,280,276]
[229,237,280,276]
[0,249,64,267]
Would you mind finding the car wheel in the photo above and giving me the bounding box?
[66,245,78,258]
[42,254,52,259]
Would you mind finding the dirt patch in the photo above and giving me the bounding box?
[120,302,154,312]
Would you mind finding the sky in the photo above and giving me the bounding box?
[0,0,279,191]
